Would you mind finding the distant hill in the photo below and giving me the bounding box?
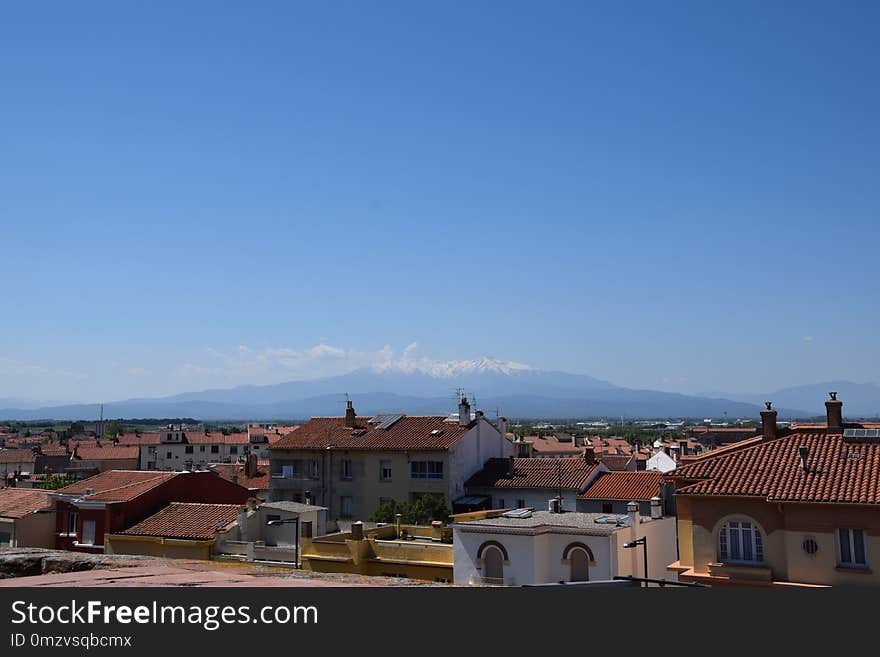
[0,357,812,421]
[702,381,880,418]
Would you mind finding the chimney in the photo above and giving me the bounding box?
[548,497,562,513]
[761,402,778,441]
[231,473,239,484]
[497,417,508,437]
[515,439,532,458]
[825,392,843,434]
[507,455,516,477]
[246,453,258,478]
[583,445,596,465]
[246,497,258,512]
[351,521,364,541]
[344,400,357,428]
[798,446,809,473]
[475,410,484,421]
[458,397,471,427]
[627,500,639,531]
[678,440,688,457]
[650,496,662,519]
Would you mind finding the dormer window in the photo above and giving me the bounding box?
[718,520,764,564]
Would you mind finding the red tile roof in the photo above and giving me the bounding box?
[121,503,239,540]
[527,435,585,456]
[578,471,663,501]
[0,449,35,464]
[669,429,880,505]
[0,488,53,518]
[75,446,139,461]
[208,462,270,491]
[272,416,472,451]
[599,454,636,471]
[466,457,597,489]
[115,433,163,446]
[39,444,69,457]
[55,471,179,502]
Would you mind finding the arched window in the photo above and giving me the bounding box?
[569,548,590,582]
[483,546,504,581]
[718,520,764,563]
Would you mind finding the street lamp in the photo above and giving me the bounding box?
[623,536,647,587]
[267,515,300,569]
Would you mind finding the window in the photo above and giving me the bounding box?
[167,433,172,441]
[602,503,613,514]
[380,460,392,481]
[301,521,313,538]
[516,499,525,508]
[166,452,172,459]
[210,445,219,454]
[67,511,79,536]
[838,528,868,568]
[185,446,193,454]
[281,465,294,479]
[340,496,353,518]
[718,521,764,564]
[308,460,320,479]
[199,446,206,452]
[496,498,505,509]
[341,459,353,480]
[379,497,393,508]
[230,446,238,455]
[81,520,96,546]
[0,532,11,547]
[410,461,444,479]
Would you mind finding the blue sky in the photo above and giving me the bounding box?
[1,1,878,402]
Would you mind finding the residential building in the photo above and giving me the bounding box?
[685,426,759,449]
[301,520,453,582]
[51,470,252,553]
[135,427,256,471]
[0,488,54,548]
[452,501,677,586]
[34,443,70,476]
[105,503,240,559]
[216,500,330,563]
[645,449,677,473]
[0,449,36,480]
[667,394,880,587]
[461,452,603,513]
[269,398,512,521]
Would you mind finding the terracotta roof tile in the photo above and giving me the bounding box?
[669,429,880,504]
[599,454,636,471]
[208,462,269,491]
[121,503,239,540]
[272,416,472,451]
[0,449,36,464]
[75,446,139,461]
[466,457,597,489]
[55,471,179,502]
[577,471,663,501]
[0,488,53,518]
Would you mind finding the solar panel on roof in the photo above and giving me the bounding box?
[843,428,880,440]
[375,414,405,430]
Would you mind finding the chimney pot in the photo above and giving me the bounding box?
[351,521,364,541]
[458,397,471,427]
[583,445,596,465]
[825,393,843,434]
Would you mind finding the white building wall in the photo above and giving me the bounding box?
[448,419,512,503]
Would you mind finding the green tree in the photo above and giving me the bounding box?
[367,494,451,525]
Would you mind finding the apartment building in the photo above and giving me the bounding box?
[269,398,512,521]
[668,394,880,587]
[136,428,254,471]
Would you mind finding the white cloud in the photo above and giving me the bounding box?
[803,336,814,343]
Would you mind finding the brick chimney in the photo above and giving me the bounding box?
[761,402,778,441]
[245,453,258,478]
[825,392,843,434]
[344,400,357,428]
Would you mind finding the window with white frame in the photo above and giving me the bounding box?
[717,520,764,563]
[380,460,392,481]
[838,528,868,568]
[67,511,79,536]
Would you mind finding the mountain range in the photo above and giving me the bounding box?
[0,357,874,422]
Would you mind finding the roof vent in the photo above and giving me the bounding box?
[84,487,94,495]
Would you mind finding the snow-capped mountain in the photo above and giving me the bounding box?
[0,356,809,420]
